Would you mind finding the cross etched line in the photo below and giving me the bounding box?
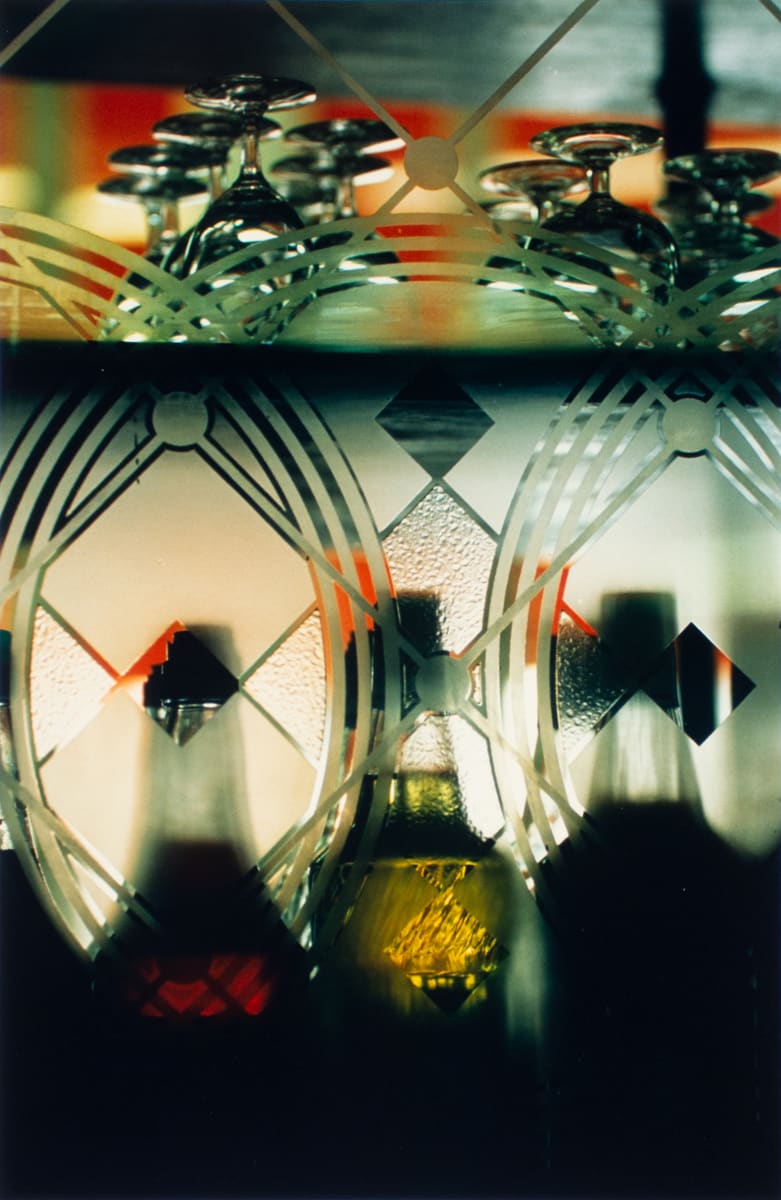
[0,0,73,68]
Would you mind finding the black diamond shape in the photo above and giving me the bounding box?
[564,599,756,748]
[144,630,238,745]
[376,366,493,477]
[641,623,755,745]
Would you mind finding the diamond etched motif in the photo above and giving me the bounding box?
[376,366,493,477]
[384,861,507,1013]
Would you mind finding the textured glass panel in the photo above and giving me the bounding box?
[2,349,781,981]
[383,485,495,654]
[564,452,781,854]
[395,715,503,843]
[244,608,327,764]
[30,607,116,760]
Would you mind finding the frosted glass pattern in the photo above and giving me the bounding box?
[383,485,495,654]
[30,607,117,760]
[395,715,503,843]
[244,608,327,764]
[2,349,780,973]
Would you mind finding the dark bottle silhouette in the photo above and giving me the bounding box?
[97,628,305,1019]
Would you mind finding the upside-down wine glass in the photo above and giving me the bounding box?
[153,110,282,278]
[99,147,212,336]
[108,142,215,191]
[663,148,781,349]
[271,150,394,222]
[163,74,315,337]
[529,123,678,343]
[283,118,403,217]
[274,177,332,226]
[278,118,404,287]
[272,150,400,289]
[662,149,781,279]
[97,173,210,267]
[479,160,588,224]
[655,185,773,240]
[152,111,247,202]
[105,141,212,278]
[476,159,587,290]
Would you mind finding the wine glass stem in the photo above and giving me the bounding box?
[209,163,225,201]
[241,123,262,178]
[587,165,612,197]
[714,196,743,226]
[143,198,179,260]
[336,174,358,220]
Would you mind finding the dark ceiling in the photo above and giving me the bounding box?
[0,0,778,131]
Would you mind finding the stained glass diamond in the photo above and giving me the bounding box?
[376,366,493,477]
[244,609,326,762]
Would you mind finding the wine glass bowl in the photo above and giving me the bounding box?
[479,160,588,222]
[527,121,678,345]
[284,117,405,159]
[662,148,781,349]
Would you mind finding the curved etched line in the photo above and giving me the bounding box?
[255,705,421,880]
[0,275,94,340]
[721,402,781,474]
[204,388,378,622]
[532,386,662,816]
[0,430,163,609]
[207,376,391,925]
[0,764,159,936]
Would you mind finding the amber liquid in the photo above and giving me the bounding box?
[314,772,527,1023]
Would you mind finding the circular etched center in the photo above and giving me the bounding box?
[404,136,459,190]
[414,652,471,713]
[661,398,717,455]
[153,393,210,447]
